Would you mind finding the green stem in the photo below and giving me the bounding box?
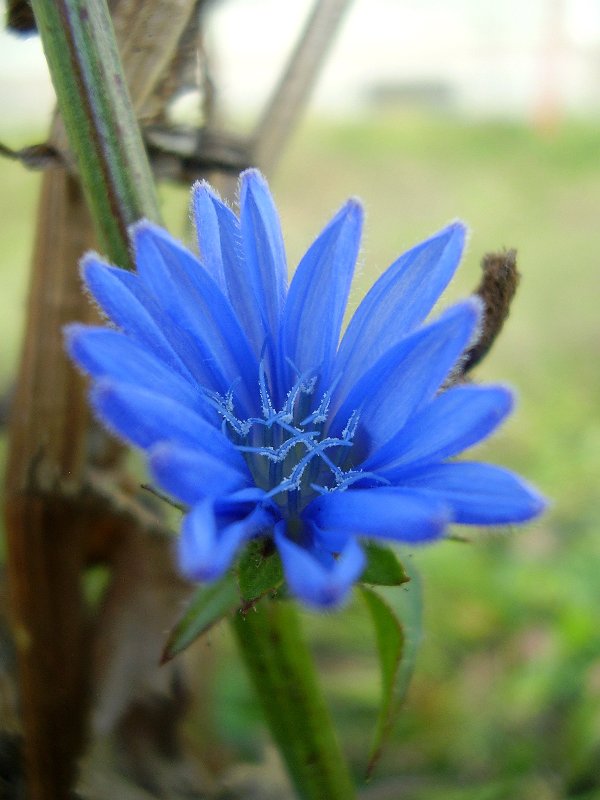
[230,599,356,800]
[31,0,161,267]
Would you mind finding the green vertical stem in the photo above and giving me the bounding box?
[230,599,356,800]
[31,0,161,267]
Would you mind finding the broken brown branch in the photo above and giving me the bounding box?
[0,127,251,183]
[5,0,36,34]
[461,248,520,374]
[250,0,354,173]
[0,140,64,170]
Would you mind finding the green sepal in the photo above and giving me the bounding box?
[161,574,239,663]
[360,541,410,586]
[237,538,285,602]
[360,586,404,778]
[360,568,423,780]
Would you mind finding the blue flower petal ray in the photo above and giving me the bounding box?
[190,180,227,291]
[91,380,241,460]
[81,256,191,379]
[65,325,205,413]
[193,181,268,360]
[279,199,362,393]
[305,487,450,544]
[239,169,288,385]
[275,524,366,609]
[180,500,271,582]
[132,222,260,412]
[332,222,465,401]
[364,384,514,475]
[399,462,548,524]
[149,442,252,506]
[329,299,481,454]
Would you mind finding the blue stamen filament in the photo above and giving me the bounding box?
[212,364,367,518]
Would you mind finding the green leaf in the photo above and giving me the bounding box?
[360,586,404,778]
[360,567,423,779]
[361,541,410,586]
[238,538,285,601]
[162,575,239,663]
[381,563,423,707]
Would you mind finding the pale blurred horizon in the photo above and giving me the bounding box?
[2,0,600,129]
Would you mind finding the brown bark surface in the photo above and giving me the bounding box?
[4,4,200,798]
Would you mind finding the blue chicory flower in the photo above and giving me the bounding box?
[67,169,546,609]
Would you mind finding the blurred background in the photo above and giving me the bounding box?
[1,1,599,798]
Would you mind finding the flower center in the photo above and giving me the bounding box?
[207,364,375,517]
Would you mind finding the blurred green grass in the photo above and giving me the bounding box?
[2,113,599,798]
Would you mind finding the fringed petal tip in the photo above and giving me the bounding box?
[63,321,86,351]
[79,252,119,305]
[341,196,364,220]
[239,166,267,191]
[454,294,484,326]
[442,219,468,243]
[63,323,101,379]
[127,219,159,261]
[79,250,112,279]
[191,177,223,203]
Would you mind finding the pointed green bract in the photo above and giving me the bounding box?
[162,575,239,662]
[361,542,410,587]
[360,586,405,779]
[237,539,284,602]
[360,569,423,779]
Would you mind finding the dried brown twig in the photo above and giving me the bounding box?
[3,3,203,798]
[461,249,520,374]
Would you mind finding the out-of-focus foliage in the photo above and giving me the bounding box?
[2,113,599,798]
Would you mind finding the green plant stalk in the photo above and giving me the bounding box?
[31,0,161,268]
[230,599,356,800]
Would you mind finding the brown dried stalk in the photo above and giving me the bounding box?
[3,3,201,798]
[461,249,520,375]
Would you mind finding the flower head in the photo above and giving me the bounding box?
[67,169,545,609]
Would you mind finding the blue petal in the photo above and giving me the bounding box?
[65,325,203,411]
[149,442,251,505]
[400,462,548,524]
[179,500,269,582]
[279,200,362,392]
[81,255,190,378]
[329,300,481,453]
[192,181,267,359]
[275,525,366,609]
[239,169,287,355]
[305,487,450,543]
[190,180,227,291]
[132,221,260,411]
[364,384,514,475]
[91,379,241,461]
[332,223,466,398]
